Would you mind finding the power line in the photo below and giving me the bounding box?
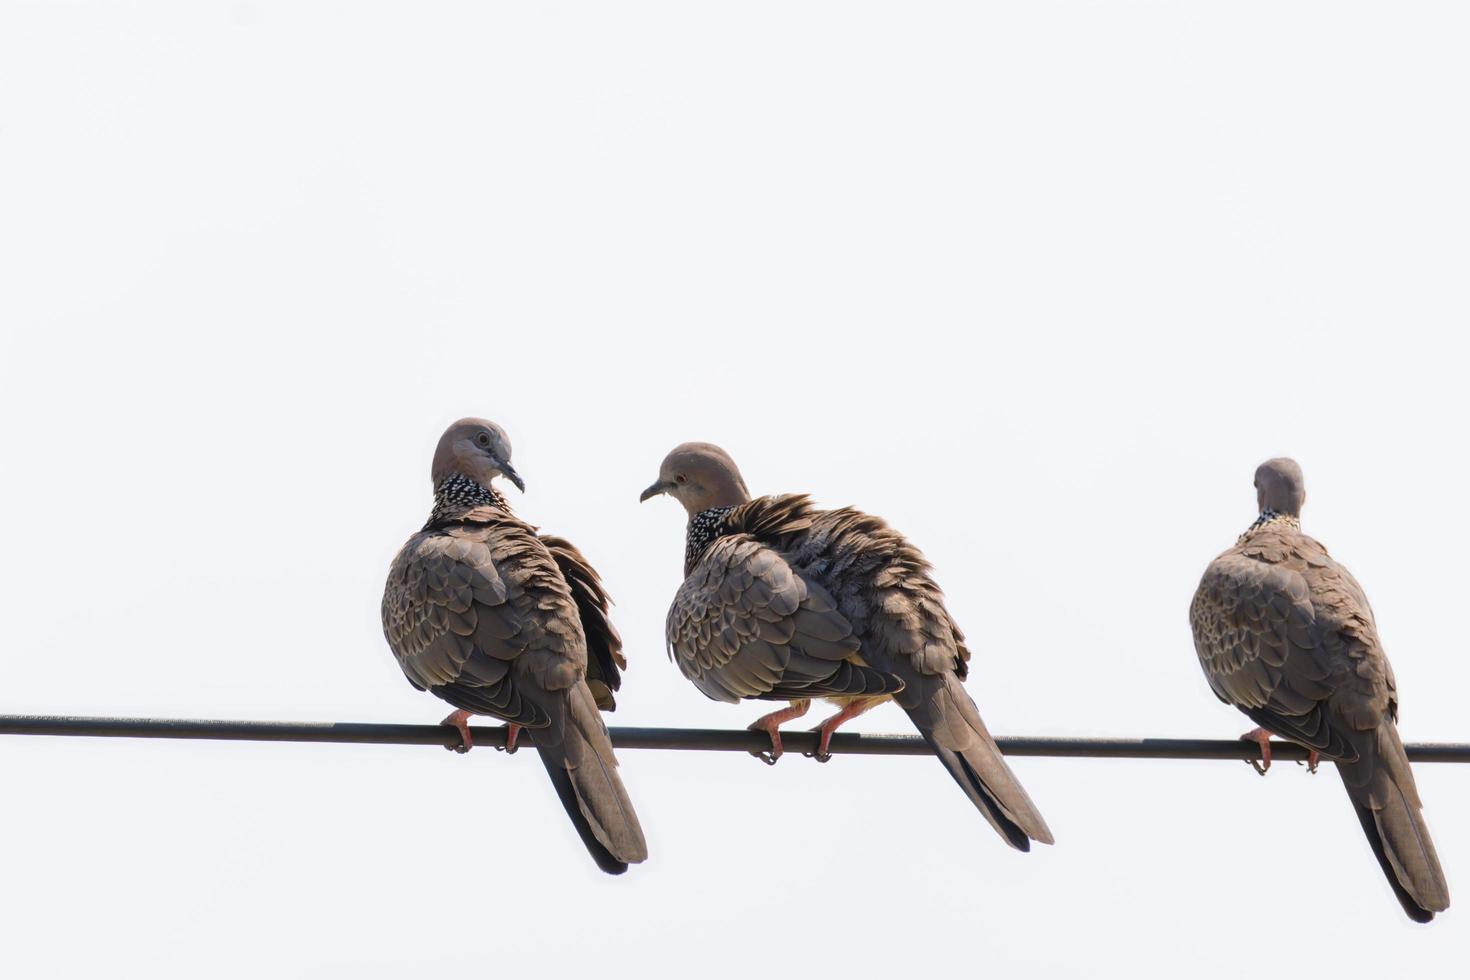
[1,714,1467,762]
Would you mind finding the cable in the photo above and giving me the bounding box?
[1,714,1467,762]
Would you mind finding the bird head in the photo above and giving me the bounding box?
[431,418,525,493]
[1254,457,1304,517]
[640,442,750,516]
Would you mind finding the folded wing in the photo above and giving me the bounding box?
[667,534,904,704]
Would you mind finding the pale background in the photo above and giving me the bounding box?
[2,2,1467,977]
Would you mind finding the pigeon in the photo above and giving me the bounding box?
[1189,457,1448,920]
[382,418,646,873]
[641,442,1053,851]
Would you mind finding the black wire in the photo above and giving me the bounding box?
[2,714,1467,762]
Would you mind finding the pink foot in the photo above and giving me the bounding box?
[747,700,811,765]
[1241,726,1273,775]
[499,723,522,754]
[442,710,474,753]
[806,698,881,763]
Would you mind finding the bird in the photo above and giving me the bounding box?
[381,418,647,874]
[1189,457,1449,921]
[640,442,1053,851]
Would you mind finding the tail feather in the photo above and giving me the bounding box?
[534,683,648,874]
[1336,722,1449,921]
[539,761,635,875]
[903,672,1053,850]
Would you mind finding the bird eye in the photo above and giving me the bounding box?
[477,433,491,447]
[675,474,687,484]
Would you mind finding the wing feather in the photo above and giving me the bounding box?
[382,521,583,728]
[666,535,903,703]
[1189,550,1354,759]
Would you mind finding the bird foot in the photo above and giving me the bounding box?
[1240,727,1273,775]
[803,720,839,763]
[442,710,474,753]
[497,723,522,754]
[802,699,879,764]
[804,724,833,764]
[746,722,783,766]
[746,701,811,766]
[1296,750,1320,774]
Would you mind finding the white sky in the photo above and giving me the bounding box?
[2,2,1468,976]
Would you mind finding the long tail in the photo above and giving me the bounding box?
[1335,720,1449,922]
[901,672,1053,850]
[534,682,648,875]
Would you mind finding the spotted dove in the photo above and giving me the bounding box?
[382,419,646,873]
[641,443,1053,851]
[1189,457,1448,920]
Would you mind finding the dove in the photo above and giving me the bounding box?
[382,419,646,873]
[1190,457,1448,920]
[641,442,1052,851]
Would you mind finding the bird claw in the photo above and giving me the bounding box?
[1240,727,1272,776]
[801,725,837,763]
[802,727,833,763]
[441,710,475,754]
[494,724,521,754]
[747,703,813,766]
[746,721,786,765]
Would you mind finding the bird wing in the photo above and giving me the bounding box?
[782,505,1052,847]
[381,517,580,727]
[1188,548,1355,758]
[780,505,973,680]
[539,533,626,711]
[1292,535,1397,730]
[1201,533,1447,917]
[666,534,903,704]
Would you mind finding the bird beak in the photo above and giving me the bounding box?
[498,459,526,493]
[639,479,671,503]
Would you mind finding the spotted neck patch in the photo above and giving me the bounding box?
[1240,507,1300,541]
[427,473,510,527]
[685,505,735,573]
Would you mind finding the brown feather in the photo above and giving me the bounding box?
[1189,508,1448,919]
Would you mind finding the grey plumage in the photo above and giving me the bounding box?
[383,419,646,874]
[1189,458,1448,920]
[540,533,627,712]
[645,444,1052,851]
